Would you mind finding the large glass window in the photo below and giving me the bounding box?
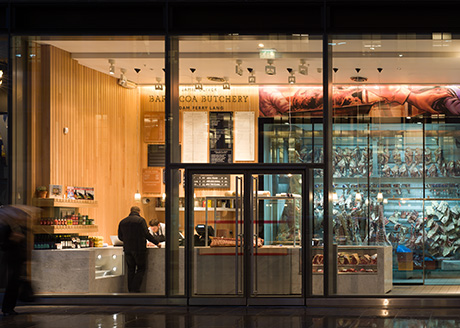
[331,34,460,295]
[14,36,166,295]
[175,35,321,302]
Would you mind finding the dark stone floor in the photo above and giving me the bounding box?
[1,305,460,327]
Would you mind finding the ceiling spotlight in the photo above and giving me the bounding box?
[287,68,296,84]
[265,59,276,75]
[223,77,230,90]
[108,59,115,75]
[119,68,127,83]
[235,60,243,76]
[155,77,163,90]
[247,68,256,84]
[195,77,203,90]
[117,68,137,89]
[298,59,308,75]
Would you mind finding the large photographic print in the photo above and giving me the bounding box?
[259,85,460,117]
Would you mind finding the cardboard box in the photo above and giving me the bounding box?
[397,252,413,271]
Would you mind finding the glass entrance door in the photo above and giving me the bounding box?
[250,174,303,299]
[188,170,305,305]
[190,174,245,300]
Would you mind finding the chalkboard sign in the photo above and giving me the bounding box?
[193,174,230,189]
[209,111,233,163]
[148,144,165,167]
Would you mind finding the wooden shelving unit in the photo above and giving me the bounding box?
[33,224,99,234]
[32,198,98,208]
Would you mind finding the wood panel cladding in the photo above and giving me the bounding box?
[29,45,141,243]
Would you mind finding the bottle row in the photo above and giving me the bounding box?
[39,214,94,226]
[34,234,103,250]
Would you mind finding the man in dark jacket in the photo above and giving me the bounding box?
[118,206,160,293]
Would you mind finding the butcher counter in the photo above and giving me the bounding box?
[31,245,392,295]
[31,247,184,294]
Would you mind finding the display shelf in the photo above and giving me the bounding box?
[32,198,98,208]
[311,245,392,294]
[155,207,235,212]
[33,224,99,234]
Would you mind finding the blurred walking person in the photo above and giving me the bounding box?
[0,205,37,316]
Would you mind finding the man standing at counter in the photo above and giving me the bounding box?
[118,206,161,293]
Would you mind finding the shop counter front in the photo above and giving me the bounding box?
[32,247,185,294]
[32,247,125,294]
[194,245,302,296]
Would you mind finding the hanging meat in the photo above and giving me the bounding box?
[447,161,455,177]
[351,146,360,163]
[425,148,432,165]
[409,163,422,177]
[378,147,390,166]
[391,165,399,177]
[399,164,409,177]
[405,147,414,166]
[435,147,443,165]
[414,148,423,165]
[382,164,392,177]
[392,147,402,165]
[427,163,438,177]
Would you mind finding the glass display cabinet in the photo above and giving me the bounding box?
[261,117,460,288]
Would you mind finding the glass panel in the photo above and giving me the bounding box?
[15,36,165,295]
[0,114,7,206]
[424,122,460,285]
[370,123,424,286]
[177,34,322,165]
[252,173,302,296]
[312,169,324,295]
[260,118,321,164]
[191,174,244,296]
[331,33,460,295]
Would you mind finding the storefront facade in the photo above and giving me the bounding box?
[3,1,460,306]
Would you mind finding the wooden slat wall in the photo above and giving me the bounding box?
[31,45,141,243]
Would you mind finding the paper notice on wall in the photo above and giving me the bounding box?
[182,111,208,163]
[234,111,255,161]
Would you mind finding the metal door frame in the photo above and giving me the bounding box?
[185,166,312,306]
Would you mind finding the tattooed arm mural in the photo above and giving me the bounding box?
[259,85,460,117]
[366,85,460,115]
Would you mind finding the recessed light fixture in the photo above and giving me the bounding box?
[258,43,264,48]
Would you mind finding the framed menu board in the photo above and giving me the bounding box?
[142,168,163,194]
[144,112,165,143]
[209,111,233,163]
